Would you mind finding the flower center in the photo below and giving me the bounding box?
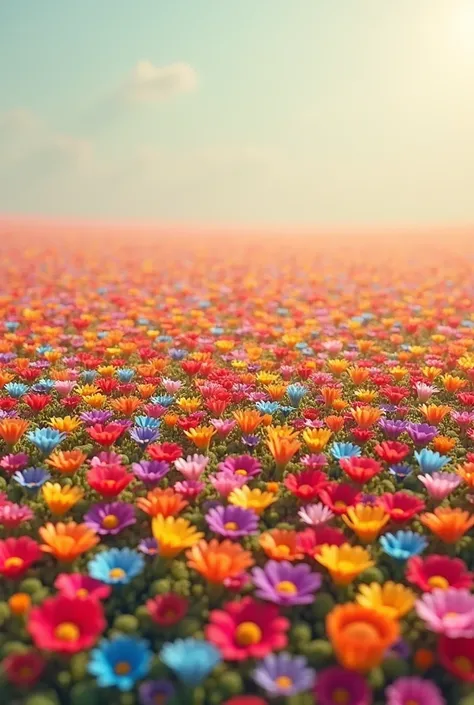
[18,666,33,679]
[114,661,131,675]
[275,676,293,689]
[76,588,89,598]
[154,696,167,705]
[454,656,472,673]
[109,567,126,580]
[338,560,356,573]
[102,514,119,529]
[4,556,24,569]
[444,611,458,621]
[276,580,298,594]
[276,544,291,556]
[332,689,349,705]
[163,609,176,619]
[299,484,313,493]
[224,521,239,530]
[235,469,247,476]
[344,621,379,642]
[235,621,262,646]
[55,622,80,641]
[334,501,346,510]
[392,508,405,517]
[428,575,449,589]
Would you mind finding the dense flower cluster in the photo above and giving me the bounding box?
[1,233,474,705]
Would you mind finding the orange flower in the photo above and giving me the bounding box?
[325,415,345,432]
[0,371,15,388]
[332,398,348,411]
[233,409,264,434]
[347,367,370,385]
[420,508,474,543]
[321,386,341,406]
[184,425,216,452]
[266,427,301,469]
[420,404,451,425]
[265,384,287,401]
[39,522,99,562]
[163,413,179,427]
[432,436,456,454]
[456,462,474,488]
[136,383,157,399]
[259,529,302,561]
[137,488,188,517]
[440,374,466,393]
[327,603,399,672]
[9,592,31,615]
[350,406,382,429]
[186,539,254,583]
[0,418,29,446]
[111,396,142,416]
[46,450,88,475]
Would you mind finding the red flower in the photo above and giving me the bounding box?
[0,398,17,411]
[406,555,474,592]
[374,441,410,464]
[297,526,346,556]
[339,457,382,484]
[0,537,42,578]
[148,442,183,462]
[380,492,425,523]
[438,636,474,682]
[63,395,81,409]
[284,470,330,502]
[86,423,126,447]
[146,593,188,626]
[2,651,45,687]
[86,465,133,497]
[23,393,52,413]
[319,483,362,515]
[28,595,105,654]
[205,597,289,661]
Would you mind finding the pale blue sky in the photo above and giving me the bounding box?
[1,0,474,224]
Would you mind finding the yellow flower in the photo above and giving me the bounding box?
[356,582,415,619]
[42,483,84,516]
[76,384,100,397]
[302,428,332,452]
[342,504,390,543]
[315,543,374,586]
[48,416,82,433]
[176,397,201,413]
[228,486,277,515]
[82,393,107,408]
[152,516,203,558]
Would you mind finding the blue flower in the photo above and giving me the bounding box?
[88,548,144,585]
[134,415,161,429]
[255,401,281,414]
[414,448,450,474]
[169,349,186,361]
[160,638,221,686]
[88,635,151,691]
[150,395,174,407]
[4,382,29,398]
[389,464,413,480]
[4,321,19,331]
[81,370,98,382]
[35,378,55,392]
[129,426,160,445]
[286,384,308,407]
[26,428,66,454]
[13,467,51,491]
[117,368,135,383]
[380,530,428,560]
[138,680,175,705]
[331,442,362,460]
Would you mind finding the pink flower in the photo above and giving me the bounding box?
[161,378,183,394]
[54,573,111,601]
[0,453,30,473]
[209,471,247,497]
[223,572,251,592]
[414,383,438,402]
[218,455,262,479]
[298,503,334,526]
[386,676,445,705]
[0,503,34,528]
[53,380,77,397]
[174,480,205,498]
[174,454,209,480]
[210,419,236,438]
[300,454,328,470]
[418,472,461,500]
[415,588,474,638]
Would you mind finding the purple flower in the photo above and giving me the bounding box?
[415,588,474,638]
[138,537,159,556]
[79,410,113,426]
[84,502,136,535]
[315,666,372,705]
[205,505,258,538]
[379,419,407,439]
[132,460,170,486]
[252,560,322,605]
[386,676,445,705]
[129,426,160,445]
[217,454,262,479]
[139,680,175,705]
[253,652,315,697]
[242,434,260,448]
[405,422,438,446]
[0,453,29,473]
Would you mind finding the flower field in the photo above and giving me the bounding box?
[1,230,474,705]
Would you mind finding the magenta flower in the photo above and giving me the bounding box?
[252,560,322,605]
[217,454,262,479]
[0,453,29,474]
[132,460,170,486]
[209,470,247,497]
[84,501,136,535]
[298,503,334,526]
[300,454,328,470]
[173,480,204,498]
[415,588,474,638]
[0,503,34,528]
[54,573,111,601]
[385,676,445,705]
[418,472,461,500]
[314,666,372,705]
[174,454,209,481]
[210,418,236,438]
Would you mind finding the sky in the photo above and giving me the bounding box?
[1,0,474,226]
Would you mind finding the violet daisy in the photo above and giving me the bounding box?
[253,652,315,697]
[132,460,170,487]
[251,560,322,605]
[205,505,259,538]
[385,676,445,705]
[84,501,136,536]
[138,538,159,557]
[129,425,160,445]
[139,680,175,705]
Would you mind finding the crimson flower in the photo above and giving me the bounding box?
[146,593,189,626]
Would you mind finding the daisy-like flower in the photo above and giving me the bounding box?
[418,472,461,500]
[205,505,259,538]
[298,503,334,526]
[54,573,111,600]
[84,501,136,535]
[251,560,322,605]
[218,454,262,479]
[132,460,170,487]
[88,548,144,586]
[356,582,416,619]
[174,454,209,480]
[385,676,445,705]
[314,666,372,705]
[28,595,105,654]
[415,588,474,638]
[406,555,473,592]
[252,652,315,697]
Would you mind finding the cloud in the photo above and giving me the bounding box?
[121,60,198,103]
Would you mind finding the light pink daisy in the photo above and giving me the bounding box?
[418,472,460,500]
[298,503,334,526]
[174,454,209,481]
[415,588,474,638]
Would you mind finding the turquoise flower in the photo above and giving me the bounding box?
[88,635,151,691]
[88,548,144,585]
[160,638,221,685]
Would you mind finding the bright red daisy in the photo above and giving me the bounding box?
[406,555,474,592]
[339,457,382,484]
[319,482,362,515]
[380,492,425,523]
[284,470,330,502]
[0,537,42,578]
[146,593,189,626]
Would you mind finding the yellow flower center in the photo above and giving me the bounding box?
[275,676,293,689]
[55,622,80,641]
[299,484,312,493]
[334,501,346,510]
[114,661,131,675]
[76,588,89,599]
[444,611,458,620]
[333,689,350,705]
[235,621,262,646]
[428,575,449,589]
[109,567,126,580]
[454,656,472,673]
[276,580,297,594]
[19,666,33,679]
[235,469,247,476]
[338,560,356,574]
[392,508,405,517]
[276,544,291,556]
[344,621,379,641]
[102,514,119,530]
[164,609,176,620]
[224,522,239,530]
[4,556,24,570]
